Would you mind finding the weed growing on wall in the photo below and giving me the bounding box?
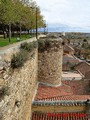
[0,86,9,99]
[0,113,3,120]
[38,38,61,52]
[20,41,38,52]
[38,39,46,52]
[11,49,28,68]
[11,41,38,69]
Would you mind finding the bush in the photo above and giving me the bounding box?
[38,39,46,52]
[20,41,38,52]
[45,40,51,49]
[38,39,61,52]
[27,42,33,52]
[11,41,38,69]
[33,41,38,49]
[20,42,28,50]
[0,86,9,97]
[11,49,28,68]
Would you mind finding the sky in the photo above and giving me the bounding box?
[36,0,90,32]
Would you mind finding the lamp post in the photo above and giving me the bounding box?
[46,24,48,34]
[30,6,38,39]
[42,20,46,35]
[36,7,38,39]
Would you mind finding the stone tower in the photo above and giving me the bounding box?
[38,34,63,86]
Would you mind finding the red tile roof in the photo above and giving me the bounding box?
[85,71,90,79]
[35,83,73,100]
[62,64,70,71]
[35,80,90,101]
[62,80,90,95]
[37,95,90,101]
[31,112,89,120]
[63,54,80,64]
[64,44,74,53]
[75,62,90,76]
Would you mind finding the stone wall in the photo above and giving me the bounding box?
[38,37,63,86]
[0,40,38,120]
[0,35,63,120]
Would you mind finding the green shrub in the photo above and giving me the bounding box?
[38,39,54,52]
[11,41,38,69]
[0,86,9,97]
[20,42,28,50]
[11,49,28,68]
[38,39,46,52]
[28,42,33,52]
[45,40,51,49]
[20,41,38,52]
[38,38,62,52]
[33,41,38,48]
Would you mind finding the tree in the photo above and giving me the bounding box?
[0,0,17,42]
[0,0,45,41]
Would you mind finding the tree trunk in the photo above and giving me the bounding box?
[19,23,21,39]
[33,29,34,36]
[29,28,32,37]
[27,30,29,35]
[44,27,45,35]
[3,30,6,39]
[9,23,11,42]
[6,30,8,38]
[12,31,15,37]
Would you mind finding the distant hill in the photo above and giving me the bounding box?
[47,24,90,33]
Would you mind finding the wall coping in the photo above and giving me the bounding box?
[32,100,87,106]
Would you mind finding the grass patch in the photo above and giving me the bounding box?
[0,34,32,47]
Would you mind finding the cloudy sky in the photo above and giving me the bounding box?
[36,0,90,32]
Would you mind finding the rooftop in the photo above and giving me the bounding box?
[63,44,74,52]
[62,71,83,80]
[75,62,90,76]
[63,54,80,64]
[35,80,90,101]
[35,83,73,100]
[36,95,90,101]
[32,112,89,120]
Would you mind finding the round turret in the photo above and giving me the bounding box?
[38,34,63,86]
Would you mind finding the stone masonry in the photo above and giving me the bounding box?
[0,35,63,120]
[0,38,38,120]
[38,35,63,86]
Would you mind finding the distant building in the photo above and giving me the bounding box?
[62,71,84,80]
[63,44,75,55]
[61,32,65,36]
[85,71,90,79]
[62,54,80,71]
[75,62,90,76]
